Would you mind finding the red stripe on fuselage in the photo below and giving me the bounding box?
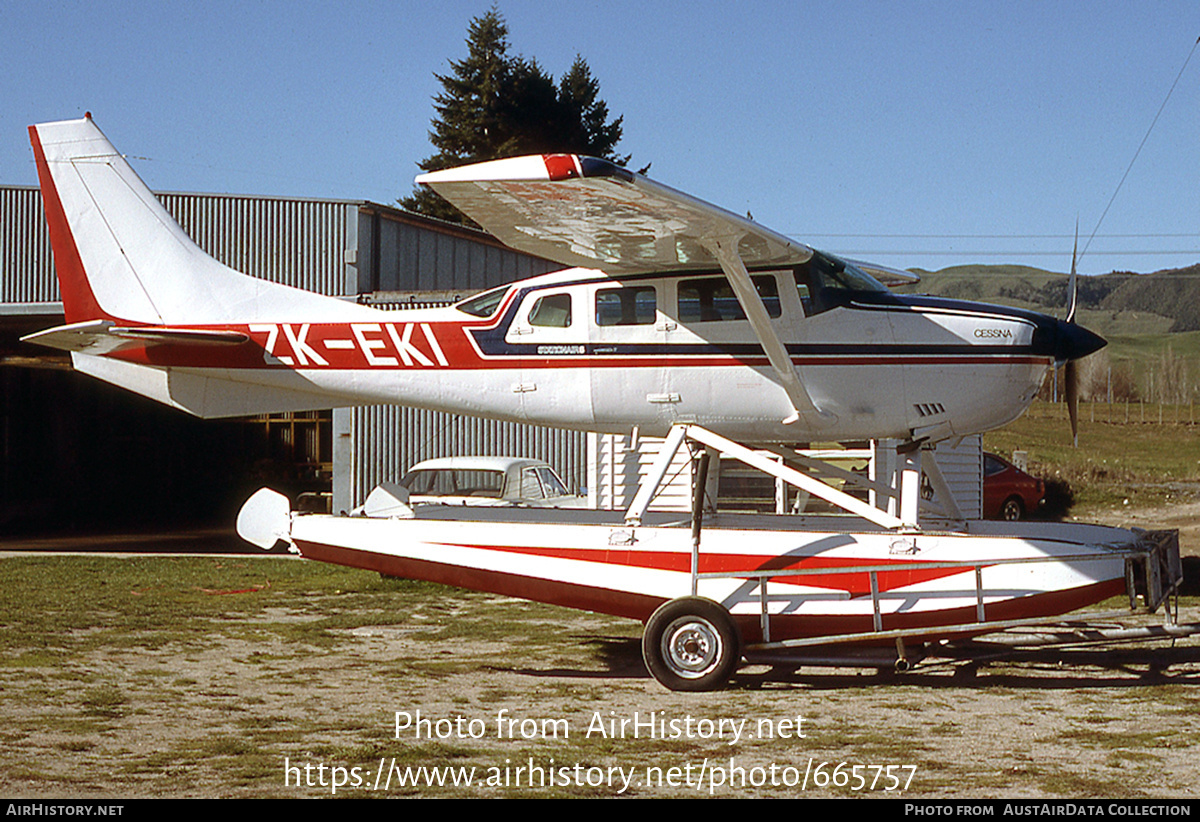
[99,318,1054,372]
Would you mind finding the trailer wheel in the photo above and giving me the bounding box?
[642,597,741,691]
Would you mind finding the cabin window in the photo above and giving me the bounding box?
[677,275,781,322]
[596,286,656,326]
[528,293,572,328]
[795,281,813,315]
[456,286,509,318]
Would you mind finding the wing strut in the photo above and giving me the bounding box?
[703,235,836,428]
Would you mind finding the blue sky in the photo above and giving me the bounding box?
[2,1,1196,276]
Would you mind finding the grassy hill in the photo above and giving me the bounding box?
[896,264,1200,336]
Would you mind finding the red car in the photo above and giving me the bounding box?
[983,452,1045,521]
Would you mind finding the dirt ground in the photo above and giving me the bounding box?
[1090,498,1200,559]
[2,555,1200,800]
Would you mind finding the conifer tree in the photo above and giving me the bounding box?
[401,9,627,223]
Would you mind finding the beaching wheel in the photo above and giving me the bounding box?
[642,597,741,691]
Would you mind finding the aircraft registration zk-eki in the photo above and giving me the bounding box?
[23,115,1185,690]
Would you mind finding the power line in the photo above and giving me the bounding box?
[1081,34,1200,261]
[831,249,1200,257]
[796,233,1200,240]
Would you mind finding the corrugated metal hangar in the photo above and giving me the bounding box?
[0,183,982,536]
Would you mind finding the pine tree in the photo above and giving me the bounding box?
[555,56,628,166]
[400,9,627,223]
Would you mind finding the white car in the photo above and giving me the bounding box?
[397,457,586,507]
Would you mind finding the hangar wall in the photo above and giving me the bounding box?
[340,407,587,513]
[357,203,555,295]
[1,185,360,301]
[1,187,54,302]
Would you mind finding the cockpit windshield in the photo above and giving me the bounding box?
[796,250,890,314]
[455,286,510,318]
[809,251,888,293]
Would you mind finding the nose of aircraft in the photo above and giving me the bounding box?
[1039,317,1106,363]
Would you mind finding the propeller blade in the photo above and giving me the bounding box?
[1062,221,1081,446]
[1065,359,1080,447]
[1066,221,1079,324]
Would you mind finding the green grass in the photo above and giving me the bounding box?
[983,399,1200,513]
[1106,330,1200,366]
[0,556,437,658]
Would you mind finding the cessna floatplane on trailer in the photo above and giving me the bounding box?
[23,116,1188,690]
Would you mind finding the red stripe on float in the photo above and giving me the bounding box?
[292,539,1126,645]
[431,542,974,597]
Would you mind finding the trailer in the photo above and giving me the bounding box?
[237,424,1191,691]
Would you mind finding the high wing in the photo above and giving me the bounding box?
[416,155,919,285]
[419,154,849,426]
[417,155,812,274]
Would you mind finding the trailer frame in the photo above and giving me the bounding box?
[634,424,1193,685]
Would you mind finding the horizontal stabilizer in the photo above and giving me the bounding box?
[73,354,344,418]
[22,320,248,355]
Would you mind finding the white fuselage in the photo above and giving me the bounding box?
[83,266,1058,441]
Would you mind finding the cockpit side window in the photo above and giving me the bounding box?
[528,293,572,328]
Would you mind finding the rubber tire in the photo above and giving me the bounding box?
[1001,496,1024,521]
[642,597,742,692]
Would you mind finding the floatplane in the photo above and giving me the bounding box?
[23,115,1187,689]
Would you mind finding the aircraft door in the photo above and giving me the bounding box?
[504,288,592,427]
[588,283,669,432]
[658,273,800,434]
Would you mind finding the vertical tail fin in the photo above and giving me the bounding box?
[24,115,377,418]
[28,115,363,326]
[27,116,115,324]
